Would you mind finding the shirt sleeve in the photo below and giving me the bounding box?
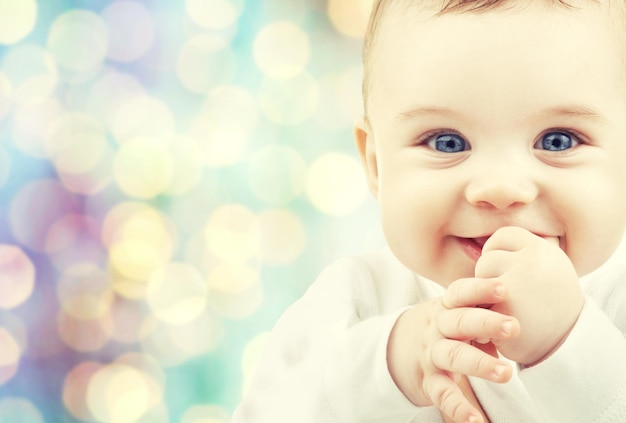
[231,256,441,423]
[519,296,626,422]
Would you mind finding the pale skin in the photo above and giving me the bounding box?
[355,1,626,422]
[387,228,582,423]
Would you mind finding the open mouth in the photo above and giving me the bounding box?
[471,236,490,249]
[457,236,489,261]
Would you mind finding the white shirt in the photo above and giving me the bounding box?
[232,237,626,422]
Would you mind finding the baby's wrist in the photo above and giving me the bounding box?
[519,307,582,368]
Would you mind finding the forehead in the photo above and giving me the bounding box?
[366,1,626,121]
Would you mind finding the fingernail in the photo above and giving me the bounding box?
[501,320,512,336]
[494,283,504,297]
[467,414,481,423]
[493,364,507,378]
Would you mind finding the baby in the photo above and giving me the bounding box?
[232,1,626,422]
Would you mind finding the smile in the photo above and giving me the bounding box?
[456,237,486,261]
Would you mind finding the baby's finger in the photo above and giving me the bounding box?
[482,227,558,253]
[481,226,531,253]
[474,250,511,279]
[424,373,483,423]
[442,278,505,309]
[437,307,519,341]
[432,339,512,383]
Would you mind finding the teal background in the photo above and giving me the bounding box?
[0,0,384,421]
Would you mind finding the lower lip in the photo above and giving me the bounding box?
[457,237,482,262]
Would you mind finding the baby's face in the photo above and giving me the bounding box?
[357,2,626,285]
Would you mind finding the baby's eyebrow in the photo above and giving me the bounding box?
[394,104,605,122]
[395,106,461,121]
[541,105,604,121]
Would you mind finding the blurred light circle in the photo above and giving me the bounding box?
[47,10,109,72]
[1,43,58,103]
[176,34,236,94]
[254,21,310,79]
[0,0,37,44]
[0,245,35,309]
[327,0,374,38]
[139,317,190,367]
[102,202,160,248]
[63,361,102,422]
[110,273,149,301]
[0,314,27,356]
[261,0,307,21]
[135,402,170,423]
[208,264,263,319]
[0,72,12,118]
[9,179,80,252]
[56,144,115,195]
[46,112,107,174]
[259,72,319,125]
[106,206,175,282]
[57,309,113,352]
[306,153,368,216]
[146,262,208,325]
[12,98,64,158]
[46,214,105,270]
[113,137,174,199]
[115,353,165,411]
[248,144,307,205]
[57,263,113,320]
[88,71,145,129]
[87,363,152,423]
[184,231,220,277]
[112,95,175,144]
[165,311,221,357]
[140,311,222,367]
[101,1,155,63]
[315,66,363,129]
[0,328,20,385]
[258,209,306,265]
[205,204,260,262]
[0,145,11,190]
[208,262,258,294]
[110,298,147,344]
[162,134,204,196]
[186,0,244,29]
[181,404,230,423]
[190,85,257,168]
[0,397,43,423]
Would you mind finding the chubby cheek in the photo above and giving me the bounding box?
[379,195,434,268]
[563,194,626,276]
[379,202,470,286]
[568,218,626,276]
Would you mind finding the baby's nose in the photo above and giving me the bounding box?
[464,166,538,209]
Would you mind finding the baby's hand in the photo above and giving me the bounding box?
[387,278,519,423]
[476,226,584,365]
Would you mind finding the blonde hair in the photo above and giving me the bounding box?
[361,0,615,115]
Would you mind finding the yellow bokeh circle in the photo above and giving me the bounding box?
[0,0,37,45]
[254,21,310,79]
[306,153,368,216]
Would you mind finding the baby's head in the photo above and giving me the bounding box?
[355,0,626,285]
[361,0,626,116]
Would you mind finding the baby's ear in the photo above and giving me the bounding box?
[354,116,379,198]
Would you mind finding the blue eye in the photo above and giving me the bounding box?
[536,132,578,151]
[428,134,468,153]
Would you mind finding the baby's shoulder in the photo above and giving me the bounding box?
[308,249,433,313]
[317,248,410,284]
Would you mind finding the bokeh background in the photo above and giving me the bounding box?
[0,0,385,421]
